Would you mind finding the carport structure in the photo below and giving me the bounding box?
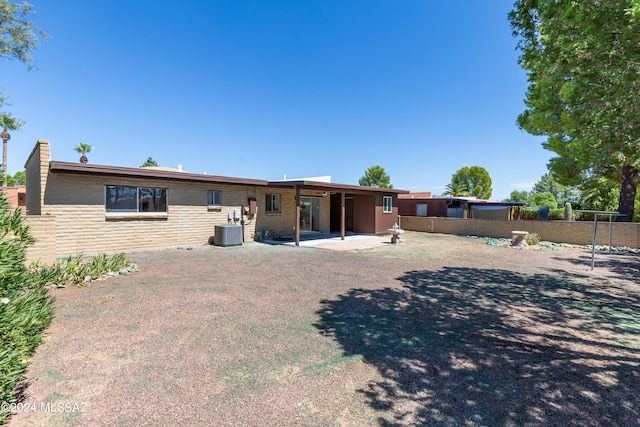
[266,180,408,246]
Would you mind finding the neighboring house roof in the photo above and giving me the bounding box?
[398,192,433,199]
[49,161,269,186]
[267,179,409,195]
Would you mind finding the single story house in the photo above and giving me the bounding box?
[24,140,407,262]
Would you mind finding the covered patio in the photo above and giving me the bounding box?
[265,180,408,246]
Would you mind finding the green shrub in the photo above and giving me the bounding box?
[30,252,134,288]
[520,207,564,220]
[0,193,55,422]
[0,191,135,422]
[525,232,540,245]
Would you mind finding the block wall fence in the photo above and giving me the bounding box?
[398,216,640,248]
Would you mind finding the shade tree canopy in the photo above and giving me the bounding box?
[358,165,393,188]
[510,0,640,221]
[447,166,492,200]
[140,157,158,167]
[1,0,47,105]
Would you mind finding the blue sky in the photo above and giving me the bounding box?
[4,0,551,200]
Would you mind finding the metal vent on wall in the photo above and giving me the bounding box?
[214,224,243,247]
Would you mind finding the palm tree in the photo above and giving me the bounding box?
[74,143,92,164]
[0,114,23,187]
[443,181,470,197]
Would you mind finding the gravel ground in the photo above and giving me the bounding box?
[4,232,640,426]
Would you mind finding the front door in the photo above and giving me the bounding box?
[300,197,322,232]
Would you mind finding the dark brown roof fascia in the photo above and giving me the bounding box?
[49,161,268,186]
[267,180,409,194]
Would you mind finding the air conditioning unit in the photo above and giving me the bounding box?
[214,224,243,247]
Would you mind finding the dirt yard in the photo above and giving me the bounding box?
[5,232,640,426]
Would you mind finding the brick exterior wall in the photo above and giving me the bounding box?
[23,140,263,264]
[24,139,49,216]
[255,188,331,237]
[399,216,640,248]
[25,216,57,265]
[40,172,260,259]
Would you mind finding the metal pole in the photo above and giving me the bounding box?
[590,214,597,270]
[295,186,300,246]
[608,214,613,253]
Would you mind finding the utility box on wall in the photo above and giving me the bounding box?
[214,224,243,247]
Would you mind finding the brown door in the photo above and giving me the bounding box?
[345,198,354,231]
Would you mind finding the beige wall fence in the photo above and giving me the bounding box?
[399,216,640,248]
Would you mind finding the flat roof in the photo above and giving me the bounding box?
[49,161,269,186]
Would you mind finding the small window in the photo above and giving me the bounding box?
[266,194,281,213]
[208,190,222,206]
[416,204,427,217]
[106,186,167,213]
[383,196,393,213]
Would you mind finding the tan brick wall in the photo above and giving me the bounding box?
[28,171,261,261]
[255,188,331,237]
[399,216,640,248]
[25,215,57,265]
[24,140,49,215]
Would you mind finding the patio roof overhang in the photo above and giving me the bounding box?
[267,180,408,246]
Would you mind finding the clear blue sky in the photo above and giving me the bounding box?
[4,0,551,201]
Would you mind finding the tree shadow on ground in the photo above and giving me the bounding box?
[314,267,640,426]
[554,252,640,283]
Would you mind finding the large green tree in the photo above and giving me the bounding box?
[1,0,47,106]
[531,172,579,207]
[140,157,158,167]
[506,190,529,203]
[358,165,393,188]
[448,166,492,200]
[510,0,640,221]
[1,1,47,185]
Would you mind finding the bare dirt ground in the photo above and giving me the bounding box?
[5,232,640,426]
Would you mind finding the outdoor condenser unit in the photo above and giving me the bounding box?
[214,224,243,247]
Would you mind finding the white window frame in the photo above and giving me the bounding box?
[383,196,393,213]
[207,190,222,206]
[266,193,281,213]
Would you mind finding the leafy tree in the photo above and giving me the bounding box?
[0,0,47,108]
[531,173,579,207]
[448,166,492,200]
[1,169,25,186]
[530,192,557,208]
[579,177,620,213]
[506,190,529,203]
[358,165,393,188]
[74,142,92,164]
[140,157,158,167]
[510,1,640,221]
[0,114,22,187]
[443,181,470,197]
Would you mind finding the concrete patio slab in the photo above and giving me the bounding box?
[263,232,397,251]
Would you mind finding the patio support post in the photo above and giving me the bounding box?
[295,186,300,246]
[340,191,345,240]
